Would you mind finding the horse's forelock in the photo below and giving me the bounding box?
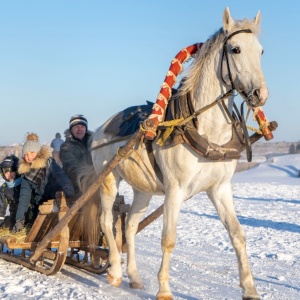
[231,18,261,36]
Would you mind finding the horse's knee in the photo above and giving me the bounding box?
[161,235,176,251]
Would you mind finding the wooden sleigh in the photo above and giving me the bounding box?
[0,140,164,277]
[0,192,129,275]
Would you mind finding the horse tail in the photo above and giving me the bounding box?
[77,163,101,255]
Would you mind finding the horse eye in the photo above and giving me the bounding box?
[232,47,241,54]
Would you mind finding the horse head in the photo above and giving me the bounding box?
[221,7,268,108]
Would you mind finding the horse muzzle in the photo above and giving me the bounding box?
[240,85,269,107]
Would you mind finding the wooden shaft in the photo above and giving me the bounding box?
[249,121,278,145]
[136,204,164,234]
[30,129,144,263]
[254,107,274,141]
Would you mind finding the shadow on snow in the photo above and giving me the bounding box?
[181,211,300,233]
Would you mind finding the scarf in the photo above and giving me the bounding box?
[6,177,22,188]
[25,167,47,188]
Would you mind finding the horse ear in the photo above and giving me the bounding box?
[254,10,261,26]
[223,7,234,33]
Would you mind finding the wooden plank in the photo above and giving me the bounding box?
[38,200,55,214]
[34,214,59,242]
[25,214,47,242]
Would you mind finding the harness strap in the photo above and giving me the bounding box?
[221,29,252,88]
[156,89,234,146]
[145,141,164,184]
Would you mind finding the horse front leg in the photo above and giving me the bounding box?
[100,174,123,287]
[156,191,183,300]
[126,190,152,290]
[207,184,260,300]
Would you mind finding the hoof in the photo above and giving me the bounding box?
[156,292,174,300]
[129,281,145,290]
[243,296,260,300]
[107,272,122,287]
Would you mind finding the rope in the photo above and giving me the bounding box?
[139,123,156,135]
[116,147,133,159]
[246,125,262,134]
[157,118,184,146]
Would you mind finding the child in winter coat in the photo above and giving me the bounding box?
[0,155,22,230]
[12,133,75,232]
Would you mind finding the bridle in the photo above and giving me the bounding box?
[220,29,254,161]
[220,28,252,91]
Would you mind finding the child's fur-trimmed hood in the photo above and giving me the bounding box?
[18,145,52,174]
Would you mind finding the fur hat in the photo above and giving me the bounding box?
[22,133,41,156]
[69,114,88,130]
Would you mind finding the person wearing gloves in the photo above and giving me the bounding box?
[60,114,93,197]
[12,133,74,232]
[0,155,22,230]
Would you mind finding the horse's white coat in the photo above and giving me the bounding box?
[91,7,267,300]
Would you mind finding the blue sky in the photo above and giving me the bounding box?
[0,1,299,145]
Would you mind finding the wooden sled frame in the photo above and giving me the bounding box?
[0,195,70,275]
[0,192,129,275]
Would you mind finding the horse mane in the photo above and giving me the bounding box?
[179,18,261,97]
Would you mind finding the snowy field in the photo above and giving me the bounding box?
[0,154,299,300]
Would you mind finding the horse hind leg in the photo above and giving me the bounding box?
[126,190,152,290]
[100,173,123,287]
[207,185,260,300]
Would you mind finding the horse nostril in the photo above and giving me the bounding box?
[254,89,260,99]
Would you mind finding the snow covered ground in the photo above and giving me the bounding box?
[0,154,299,300]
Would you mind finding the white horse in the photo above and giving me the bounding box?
[91,8,267,300]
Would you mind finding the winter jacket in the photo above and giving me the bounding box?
[50,137,64,152]
[0,180,21,227]
[59,129,93,195]
[16,145,74,222]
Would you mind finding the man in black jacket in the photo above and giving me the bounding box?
[60,114,94,197]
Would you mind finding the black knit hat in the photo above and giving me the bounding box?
[69,114,88,130]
